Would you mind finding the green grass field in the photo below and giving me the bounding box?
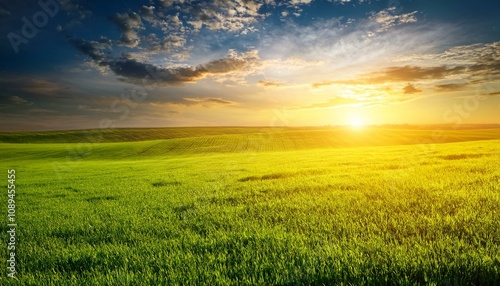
[1,127,500,285]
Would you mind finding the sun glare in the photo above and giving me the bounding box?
[350,117,364,127]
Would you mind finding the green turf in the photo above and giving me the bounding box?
[1,127,499,285]
[0,127,294,144]
[1,126,499,144]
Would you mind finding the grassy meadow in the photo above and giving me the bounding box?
[1,126,500,285]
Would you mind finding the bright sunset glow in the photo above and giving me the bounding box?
[350,117,364,127]
[2,2,500,283]
[0,1,499,131]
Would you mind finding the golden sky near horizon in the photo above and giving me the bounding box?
[0,0,499,131]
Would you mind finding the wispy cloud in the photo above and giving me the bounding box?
[0,76,71,97]
[403,83,422,94]
[27,108,56,114]
[311,41,500,88]
[57,0,93,30]
[486,91,500,96]
[292,96,364,109]
[357,65,467,84]
[77,105,108,112]
[2,0,499,130]
[0,7,10,16]
[149,97,236,108]
[434,83,468,92]
[10,96,33,105]
[311,65,466,87]
[181,0,264,34]
[181,97,236,107]
[258,79,286,87]
[370,8,418,33]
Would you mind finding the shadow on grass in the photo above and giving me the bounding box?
[152,181,182,187]
[438,153,486,160]
[238,173,293,182]
[85,196,119,202]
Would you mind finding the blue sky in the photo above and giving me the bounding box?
[0,0,499,131]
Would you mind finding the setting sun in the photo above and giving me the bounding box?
[1,1,499,284]
[350,117,364,127]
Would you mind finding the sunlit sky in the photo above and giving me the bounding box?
[0,0,499,131]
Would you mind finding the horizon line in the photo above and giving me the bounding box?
[2,123,500,133]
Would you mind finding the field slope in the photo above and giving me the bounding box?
[1,127,499,285]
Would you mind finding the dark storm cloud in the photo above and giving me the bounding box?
[69,38,260,86]
[69,37,109,63]
[109,52,260,85]
[108,58,205,85]
[110,11,143,47]
[203,56,253,73]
